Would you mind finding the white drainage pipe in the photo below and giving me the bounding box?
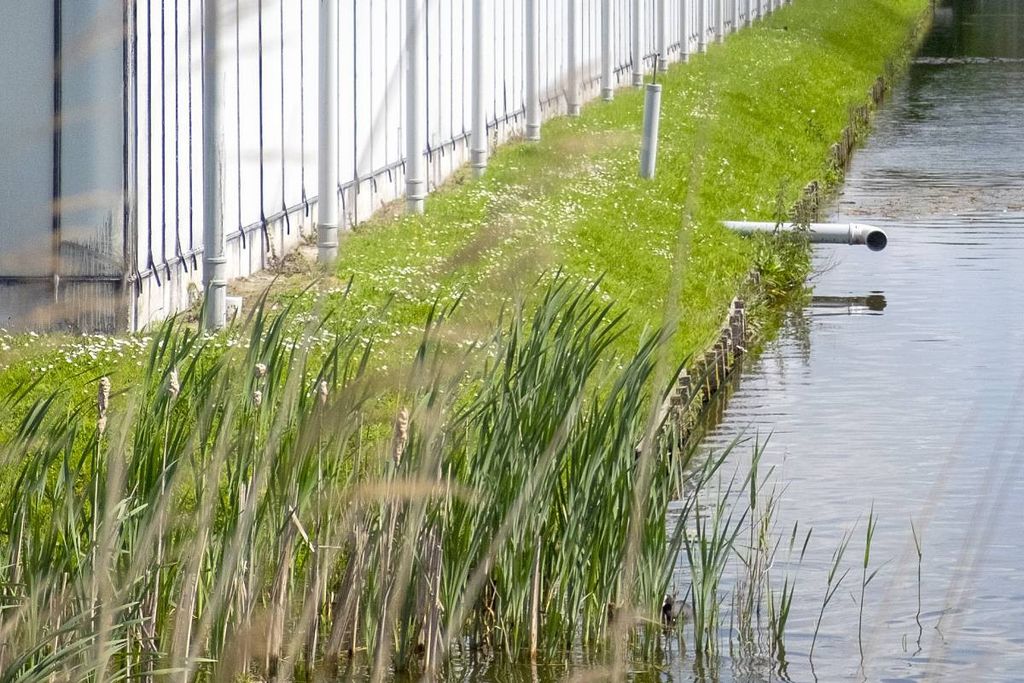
[723,221,889,251]
[639,83,663,179]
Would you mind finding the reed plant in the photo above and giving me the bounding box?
[0,277,695,681]
[810,524,856,660]
[680,445,750,659]
[765,521,812,664]
[858,504,883,662]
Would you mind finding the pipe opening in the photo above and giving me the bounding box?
[866,230,888,252]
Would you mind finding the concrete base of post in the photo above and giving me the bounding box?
[657,56,669,72]
[470,150,487,178]
[317,224,339,264]
[406,180,426,213]
[202,255,227,331]
[526,124,541,141]
[602,87,614,101]
[568,103,581,116]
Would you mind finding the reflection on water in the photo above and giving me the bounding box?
[810,293,888,315]
[679,0,1024,680]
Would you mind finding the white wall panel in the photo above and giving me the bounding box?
[0,2,54,278]
[120,0,748,329]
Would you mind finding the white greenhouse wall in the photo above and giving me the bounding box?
[0,0,776,331]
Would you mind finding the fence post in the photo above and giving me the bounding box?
[601,0,613,100]
[568,0,580,115]
[657,0,668,71]
[405,0,426,213]
[680,0,690,61]
[470,0,488,176]
[732,0,739,33]
[317,0,339,264]
[203,0,226,330]
[715,0,724,41]
[698,0,707,52]
[525,0,541,139]
[631,0,643,86]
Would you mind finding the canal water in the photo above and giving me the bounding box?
[679,0,1024,680]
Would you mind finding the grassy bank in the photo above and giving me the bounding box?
[1,0,926,437]
[303,0,927,356]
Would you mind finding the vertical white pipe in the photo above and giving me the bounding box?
[203,0,226,330]
[745,0,753,26]
[715,0,724,41]
[631,0,643,86]
[697,0,707,52]
[405,0,426,213]
[470,0,488,176]
[732,0,739,33]
[525,0,541,140]
[317,0,339,264]
[568,0,580,115]
[639,83,662,178]
[601,0,613,100]
[657,0,667,71]
[680,0,690,61]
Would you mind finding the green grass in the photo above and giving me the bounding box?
[313,0,927,360]
[0,0,927,449]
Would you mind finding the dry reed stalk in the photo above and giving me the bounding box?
[371,408,411,676]
[529,533,541,659]
[303,380,330,670]
[324,523,369,662]
[266,514,298,678]
[419,526,444,673]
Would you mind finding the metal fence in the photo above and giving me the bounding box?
[0,0,785,332]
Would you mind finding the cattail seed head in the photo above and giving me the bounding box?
[97,376,111,434]
[252,389,263,407]
[393,408,409,466]
[168,368,180,398]
[255,363,268,379]
[318,380,329,407]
